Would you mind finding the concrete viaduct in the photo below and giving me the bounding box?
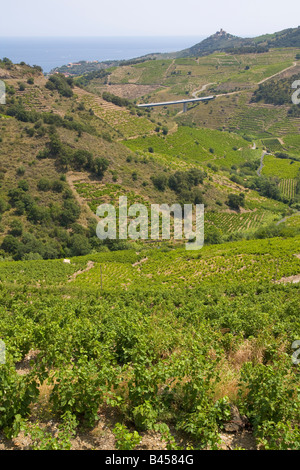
[137,95,215,113]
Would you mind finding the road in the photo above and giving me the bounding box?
[257,62,297,85]
[190,61,298,103]
[192,82,216,98]
[276,211,300,225]
[257,150,268,176]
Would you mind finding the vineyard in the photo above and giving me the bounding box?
[72,183,282,238]
[74,182,151,214]
[66,237,300,289]
[285,213,300,228]
[261,155,300,179]
[279,179,297,199]
[206,210,278,234]
[74,88,157,139]
[0,44,300,453]
[123,126,258,169]
[283,134,300,155]
[106,49,296,100]
[261,138,283,153]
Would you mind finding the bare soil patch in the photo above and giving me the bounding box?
[275,274,300,284]
[102,84,161,100]
[68,261,95,282]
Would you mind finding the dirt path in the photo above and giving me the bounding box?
[132,257,148,267]
[0,422,257,451]
[68,261,95,282]
[197,62,298,102]
[192,82,216,98]
[275,273,300,284]
[164,59,175,79]
[256,150,268,176]
[258,62,297,85]
[66,172,98,226]
[276,211,300,226]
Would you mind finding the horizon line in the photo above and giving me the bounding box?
[0,33,258,39]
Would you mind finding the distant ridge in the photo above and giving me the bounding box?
[176,29,245,57]
[51,26,300,76]
[174,25,300,58]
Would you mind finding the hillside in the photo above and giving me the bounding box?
[51,26,300,77]
[0,56,300,261]
[175,29,248,58]
[177,26,300,58]
[254,25,300,48]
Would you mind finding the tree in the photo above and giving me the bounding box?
[168,168,206,195]
[9,220,23,237]
[27,204,51,224]
[151,174,168,191]
[0,198,8,214]
[70,234,91,256]
[45,74,73,97]
[60,200,81,227]
[192,188,204,205]
[47,133,64,158]
[1,235,20,255]
[227,193,245,210]
[51,180,64,193]
[37,178,51,191]
[205,226,223,245]
[42,241,60,259]
[23,252,43,261]
[18,180,29,192]
[73,149,93,170]
[93,157,109,178]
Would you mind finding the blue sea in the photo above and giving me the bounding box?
[0,36,205,73]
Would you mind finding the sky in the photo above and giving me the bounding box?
[1,0,299,38]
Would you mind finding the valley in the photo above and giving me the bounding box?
[0,28,300,451]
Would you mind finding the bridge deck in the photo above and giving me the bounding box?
[137,95,215,108]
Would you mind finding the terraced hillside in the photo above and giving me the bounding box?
[0,41,300,453]
[279,179,297,199]
[74,87,157,139]
[0,56,299,257]
[82,49,298,101]
[123,126,261,168]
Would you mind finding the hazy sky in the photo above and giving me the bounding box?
[1,0,299,37]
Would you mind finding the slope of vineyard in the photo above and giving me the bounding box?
[261,154,300,178]
[205,210,279,235]
[123,126,258,168]
[74,87,157,139]
[279,179,297,199]
[0,236,299,450]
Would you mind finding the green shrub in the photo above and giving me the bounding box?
[0,363,39,436]
[113,423,141,450]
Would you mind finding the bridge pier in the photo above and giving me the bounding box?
[183,102,188,113]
